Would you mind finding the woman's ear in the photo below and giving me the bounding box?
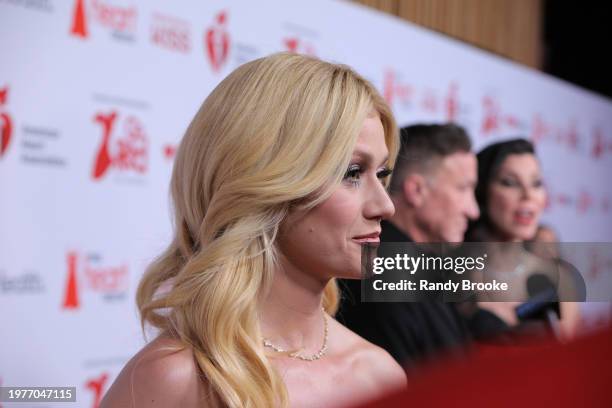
[402,173,427,208]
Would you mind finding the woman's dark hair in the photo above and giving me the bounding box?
[466,138,536,241]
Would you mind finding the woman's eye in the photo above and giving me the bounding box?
[344,165,392,187]
[533,179,544,188]
[499,178,519,187]
[343,164,362,186]
[377,167,392,184]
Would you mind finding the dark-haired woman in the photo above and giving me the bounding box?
[464,138,582,341]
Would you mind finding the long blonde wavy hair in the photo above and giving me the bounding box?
[137,53,398,407]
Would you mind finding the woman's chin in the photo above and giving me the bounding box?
[337,260,365,280]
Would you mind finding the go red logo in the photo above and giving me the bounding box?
[91,110,148,180]
[0,86,13,158]
[70,0,137,39]
[205,10,230,72]
[62,251,129,310]
[85,372,109,408]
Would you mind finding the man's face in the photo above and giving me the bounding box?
[415,152,479,243]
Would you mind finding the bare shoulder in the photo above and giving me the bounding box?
[100,335,210,408]
[330,318,407,390]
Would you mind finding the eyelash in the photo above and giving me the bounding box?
[343,164,392,187]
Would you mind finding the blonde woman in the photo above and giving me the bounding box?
[101,53,406,408]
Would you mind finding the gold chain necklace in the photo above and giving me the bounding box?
[262,308,328,362]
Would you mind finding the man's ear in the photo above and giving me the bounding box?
[402,173,427,208]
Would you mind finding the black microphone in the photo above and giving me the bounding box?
[515,274,562,338]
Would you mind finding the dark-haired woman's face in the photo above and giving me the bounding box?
[487,153,546,241]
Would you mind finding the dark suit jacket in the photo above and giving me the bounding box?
[337,220,472,369]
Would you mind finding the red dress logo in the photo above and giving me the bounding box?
[591,127,605,159]
[62,251,129,310]
[445,82,459,122]
[205,11,230,72]
[481,96,521,138]
[85,372,109,408]
[92,111,148,180]
[530,113,550,144]
[70,0,137,39]
[481,96,500,137]
[70,0,88,38]
[62,252,80,309]
[0,87,13,158]
[382,69,412,109]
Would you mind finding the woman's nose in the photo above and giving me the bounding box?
[364,180,395,220]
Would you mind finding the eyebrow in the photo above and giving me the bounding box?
[498,170,541,180]
[352,150,389,168]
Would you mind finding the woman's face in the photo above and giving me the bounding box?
[487,153,546,241]
[278,115,395,281]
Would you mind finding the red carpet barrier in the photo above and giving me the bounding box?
[359,326,612,408]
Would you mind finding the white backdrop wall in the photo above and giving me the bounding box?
[1,0,611,407]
